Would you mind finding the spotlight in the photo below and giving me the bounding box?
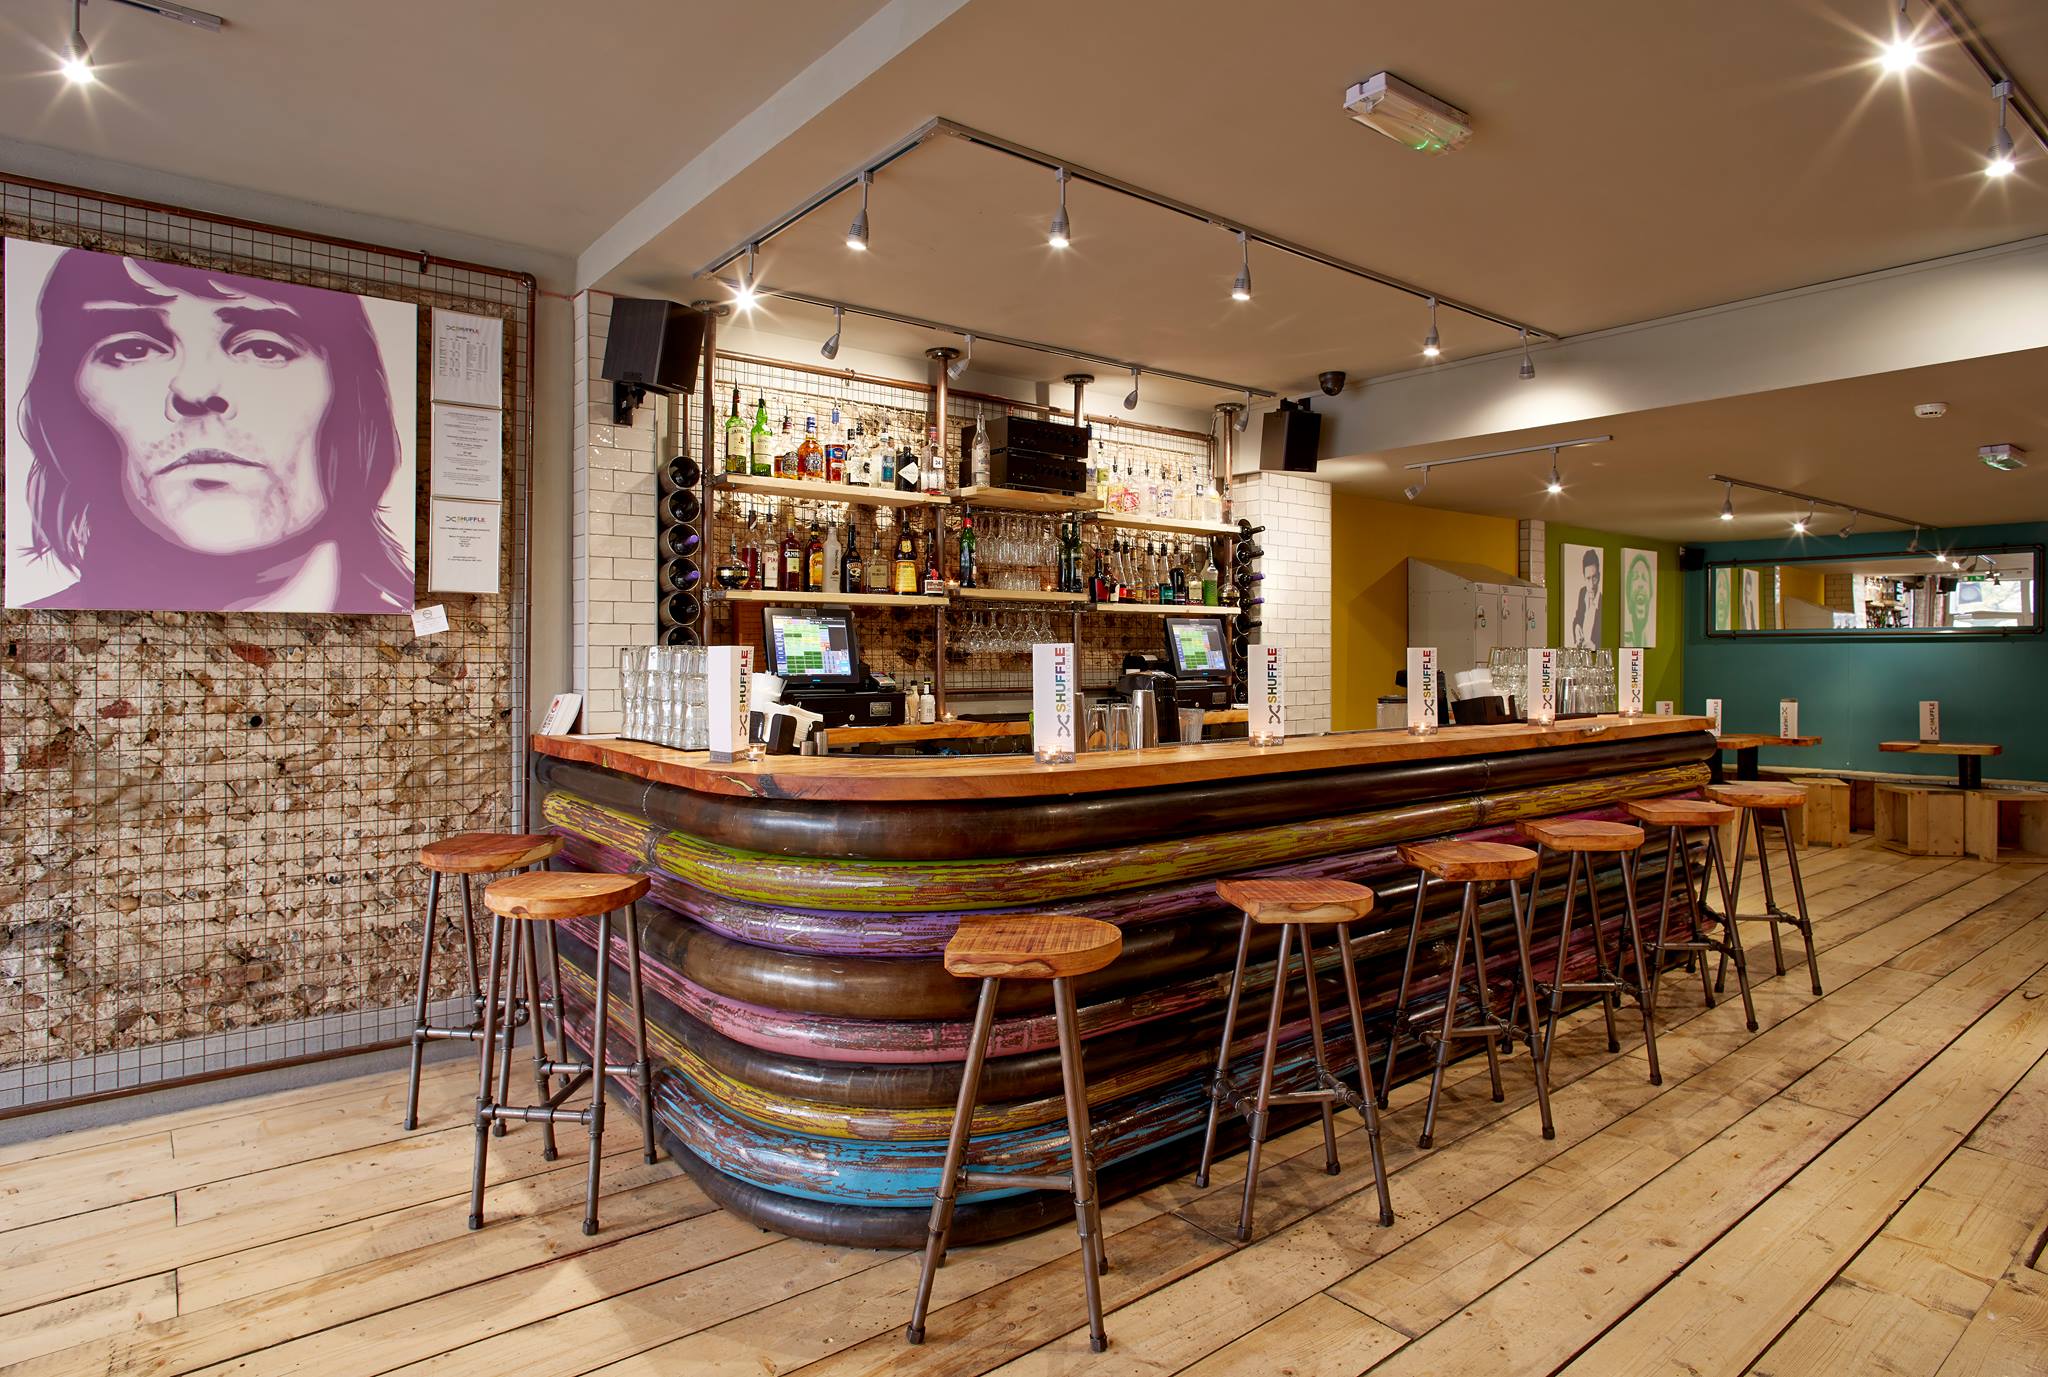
[1231,230,1252,302]
[1124,365,1140,410]
[1719,482,1735,522]
[1518,328,1535,381]
[1839,512,1857,538]
[1544,447,1562,495]
[820,305,842,361]
[1792,507,1812,535]
[1908,527,1923,553]
[1235,390,1251,432]
[947,333,972,381]
[1048,167,1070,248]
[1987,81,2017,178]
[1422,296,1441,359]
[1880,34,1918,74]
[732,244,759,313]
[1404,467,1430,502]
[59,1,92,84]
[847,172,871,250]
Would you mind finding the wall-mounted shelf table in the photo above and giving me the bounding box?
[1878,740,2002,790]
[1711,733,1823,783]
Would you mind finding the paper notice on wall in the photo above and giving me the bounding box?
[1920,700,1941,742]
[1526,648,1558,724]
[431,309,503,408]
[430,403,502,502]
[1254,645,1286,745]
[1406,647,1438,733]
[1705,698,1724,733]
[410,603,449,637]
[1031,643,1078,763]
[428,498,501,593]
[1620,648,1645,715]
[1779,698,1800,739]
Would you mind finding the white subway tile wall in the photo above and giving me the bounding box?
[573,294,659,733]
[1519,518,1547,586]
[1230,471,1332,736]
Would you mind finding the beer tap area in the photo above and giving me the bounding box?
[646,348,1250,751]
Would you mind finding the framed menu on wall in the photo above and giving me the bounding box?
[427,308,505,593]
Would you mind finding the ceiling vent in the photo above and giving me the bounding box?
[1343,73,1472,155]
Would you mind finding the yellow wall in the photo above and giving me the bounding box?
[1329,492,1521,731]
[1778,565,1825,619]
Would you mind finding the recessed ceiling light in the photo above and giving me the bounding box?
[1343,73,1473,155]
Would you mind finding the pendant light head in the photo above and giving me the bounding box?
[1235,389,1252,432]
[1404,466,1430,502]
[1544,447,1563,495]
[846,172,871,250]
[1422,296,1441,358]
[60,1,92,84]
[1124,365,1141,410]
[1792,507,1812,535]
[947,333,972,381]
[1230,230,1251,302]
[1719,482,1735,522]
[732,244,759,313]
[1908,526,1922,553]
[820,305,843,360]
[1518,327,1535,380]
[1047,167,1071,248]
[1987,81,2018,178]
[1839,512,1857,538]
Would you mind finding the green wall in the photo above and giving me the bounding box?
[1544,523,1684,709]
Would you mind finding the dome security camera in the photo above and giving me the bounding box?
[1318,370,1347,396]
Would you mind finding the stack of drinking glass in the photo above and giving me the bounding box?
[620,645,710,750]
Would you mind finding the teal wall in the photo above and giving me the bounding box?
[1682,522,2048,781]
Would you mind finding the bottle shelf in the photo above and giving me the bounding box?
[954,485,1098,514]
[954,587,1089,605]
[1095,512,1238,537]
[1086,602,1232,616]
[712,474,950,508]
[710,588,943,608]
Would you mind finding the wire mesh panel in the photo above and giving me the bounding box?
[0,175,532,1112]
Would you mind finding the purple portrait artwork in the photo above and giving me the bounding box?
[4,239,417,613]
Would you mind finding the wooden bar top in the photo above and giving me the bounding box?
[533,713,1713,804]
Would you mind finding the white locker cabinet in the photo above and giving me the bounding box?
[1407,559,1545,675]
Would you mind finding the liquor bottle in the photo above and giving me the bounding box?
[1201,544,1220,606]
[867,525,889,593]
[779,517,803,591]
[723,386,746,474]
[1192,469,1211,525]
[918,679,936,725]
[847,424,867,486]
[716,532,749,589]
[922,517,944,595]
[806,520,826,592]
[879,433,896,488]
[841,530,864,592]
[923,426,945,497]
[826,410,847,483]
[970,406,991,489]
[740,533,761,590]
[775,414,794,479]
[821,520,842,594]
[896,439,921,493]
[1094,440,1111,509]
[797,416,823,482]
[748,396,772,477]
[893,525,919,594]
[957,513,978,589]
[1061,516,1083,593]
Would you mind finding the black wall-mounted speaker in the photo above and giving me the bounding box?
[1678,546,1707,572]
[601,298,706,394]
[1259,400,1321,473]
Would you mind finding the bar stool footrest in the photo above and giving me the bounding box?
[960,1169,1076,1194]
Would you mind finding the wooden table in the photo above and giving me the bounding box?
[1712,733,1824,783]
[1878,740,2001,790]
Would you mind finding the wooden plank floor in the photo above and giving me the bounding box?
[4,838,2046,1376]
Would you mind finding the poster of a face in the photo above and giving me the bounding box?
[1741,568,1762,630]
[1563,543,1603,648]
[4,239,417,613]
[1712,567,1733,630]
[1621,547,1657,648]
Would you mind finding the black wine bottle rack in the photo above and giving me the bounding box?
[1229,519,1265,700]
[656,442,706,647]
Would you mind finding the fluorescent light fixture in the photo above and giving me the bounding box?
[821,306,842,360]
[1343,72,1473,155]
[1422,296,1440,358]
[1980,442,2027,471]
[1231,230,1251,302]
[1048,167,1070,248]
[1124,366,1140,410]
[1987,81,2017,178]
[847,173,871,250]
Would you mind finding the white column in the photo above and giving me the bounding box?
[1230,471,1332,737]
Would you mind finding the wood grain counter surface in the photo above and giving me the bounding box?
[533,713,1714,803]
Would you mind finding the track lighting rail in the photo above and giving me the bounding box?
[1706,475,1929,532]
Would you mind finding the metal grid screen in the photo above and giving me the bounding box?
[0,176,532,1112]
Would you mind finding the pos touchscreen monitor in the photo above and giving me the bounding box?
[1162,614,1231,680]
[762,606,862,689]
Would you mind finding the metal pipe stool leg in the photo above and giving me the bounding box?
[1335,921,1395,1226]
[1194,915,1254,1190]
[467,912,508,1231]
[1379,873,1429,1107]
[1236,923,1292,1240]
[907,976,1000,1344]
[403,870,443,1132]
[1295,925,1342,1174]
[582,909,613,1236]
[1053,976,1109,1352]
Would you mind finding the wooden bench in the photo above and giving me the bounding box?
[1874,783,1965,857]
[1964,789,2048,865]
[1797,777,1850,848]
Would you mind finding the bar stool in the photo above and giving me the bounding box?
[1382,841,1554,1149]
[471,870,654,1236]
[1706,782,1823,997]
[403,832,562,1131]
[1521,818,1661,1086]
[907,915,1121,1352]
[1194,879,1394,1240]
[1624,797,1757,1033]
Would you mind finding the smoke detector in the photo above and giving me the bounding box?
[1344,73,1473,154]
[1913,402,1948,419]
[1980,443,2027,472]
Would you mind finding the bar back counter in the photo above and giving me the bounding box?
[532,715,1714,1247]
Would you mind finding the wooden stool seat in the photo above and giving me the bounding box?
[1521,818,1645,853]
[944,915,1122,981]
[1215,878,1374,924]
[1625,797,1736,829]
[484,872,649,923]
[1705,783,1806,811]
[420,832,562,875]
[1397,839,1538,883]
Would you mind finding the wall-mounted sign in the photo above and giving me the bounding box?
[428,497,500,594]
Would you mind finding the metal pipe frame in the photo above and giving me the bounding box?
[1922,0,2048,157]
[1403,434,1613,475]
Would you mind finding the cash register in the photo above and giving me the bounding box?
[761,605,905,727]
[1161,613,1235,709]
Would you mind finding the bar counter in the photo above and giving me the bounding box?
[533,714,1716,1247]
